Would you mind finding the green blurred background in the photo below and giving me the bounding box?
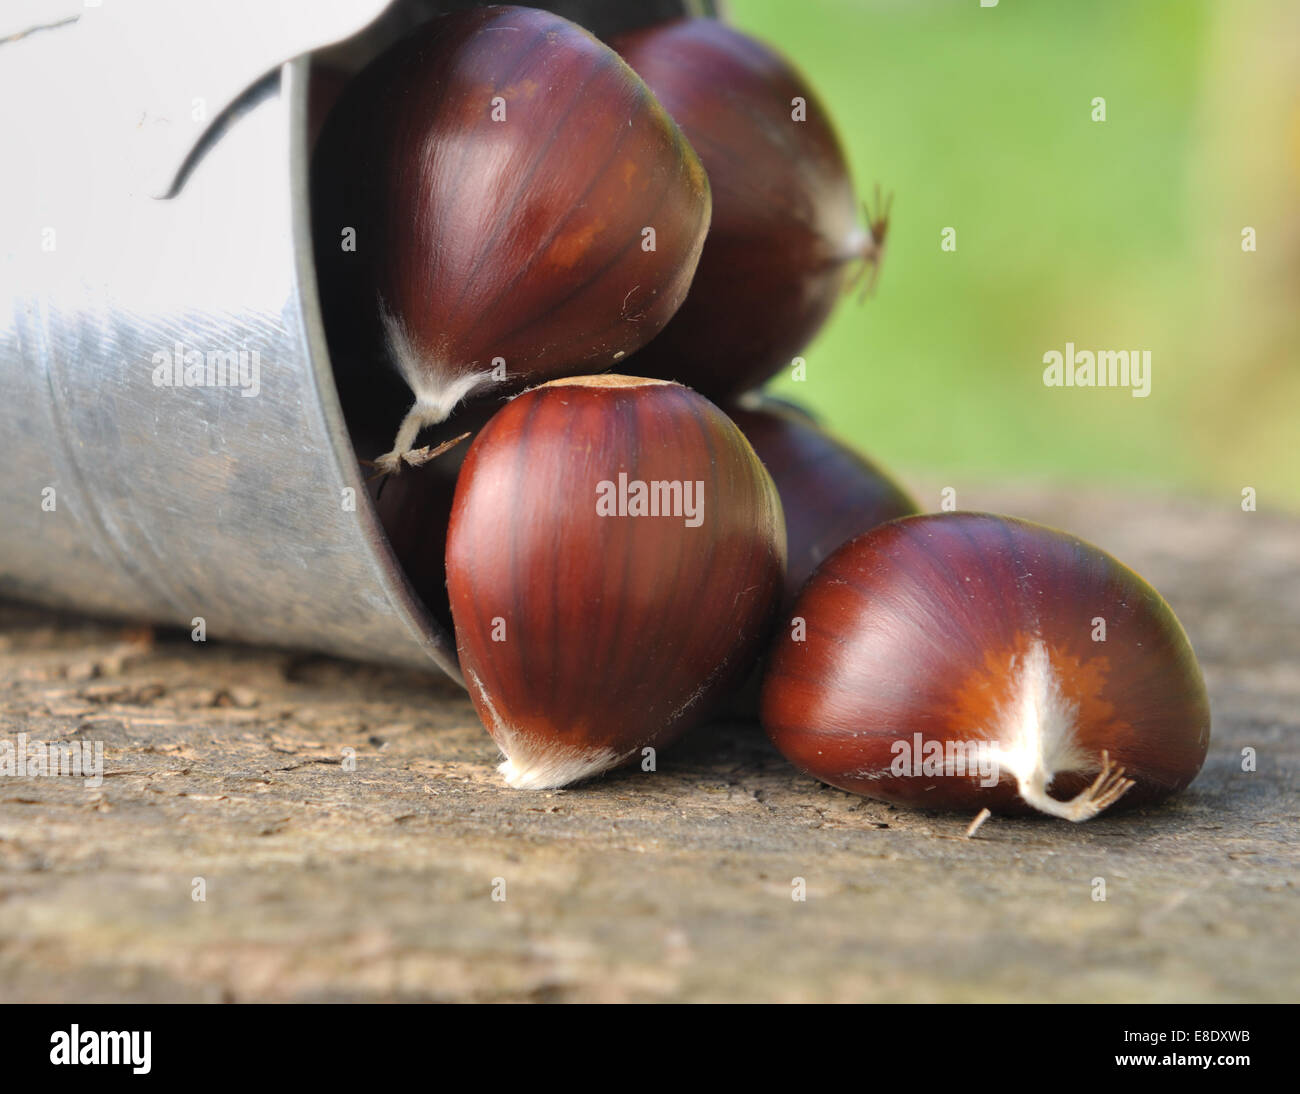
[727,0,1299,508]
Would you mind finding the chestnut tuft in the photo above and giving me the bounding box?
[446,375,786,790]
[761,513,1210,820]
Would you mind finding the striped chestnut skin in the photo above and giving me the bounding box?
[447,376,786,789]
[313,7,711,472]
[726,396,917,608]
[760,513,1210,820]
[613,19,880,399]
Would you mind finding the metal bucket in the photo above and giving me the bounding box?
[0,0,710,683]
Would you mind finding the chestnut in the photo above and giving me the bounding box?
[313,7,712,472]
[761,513,1211,820]
[446,375,786,789]
[613,18,883,398]
[360,400,501,636]
[726,395,917,606]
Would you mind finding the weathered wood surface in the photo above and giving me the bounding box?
[0,483,1296,1002]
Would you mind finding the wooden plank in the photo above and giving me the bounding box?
[0,483,1295,1002]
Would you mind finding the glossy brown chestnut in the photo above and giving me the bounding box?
[313,7,711,471]
[361,400,501,636]
[613,18,882,398]
[727,395,917,606]
[761,513,1211,820]
[446,375,786,789]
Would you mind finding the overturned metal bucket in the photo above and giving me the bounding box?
[0,0,708,683]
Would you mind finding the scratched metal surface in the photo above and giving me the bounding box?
[0,1,711,684]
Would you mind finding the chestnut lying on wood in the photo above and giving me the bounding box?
[761,512,1211,821]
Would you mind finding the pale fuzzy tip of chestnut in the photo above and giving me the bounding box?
[467,670,624,790]
[989,640,1136,822]
[497,748,624,792]
[373,309,498,474]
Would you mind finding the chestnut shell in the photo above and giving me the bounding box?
[358,400,502,637]
[313,6,712,434]
[447,376,786,789]
[614,18,871,398]
[726,397,916,607]
[761,513,1211,816]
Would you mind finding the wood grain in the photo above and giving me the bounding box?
[0,482,1295,1002]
